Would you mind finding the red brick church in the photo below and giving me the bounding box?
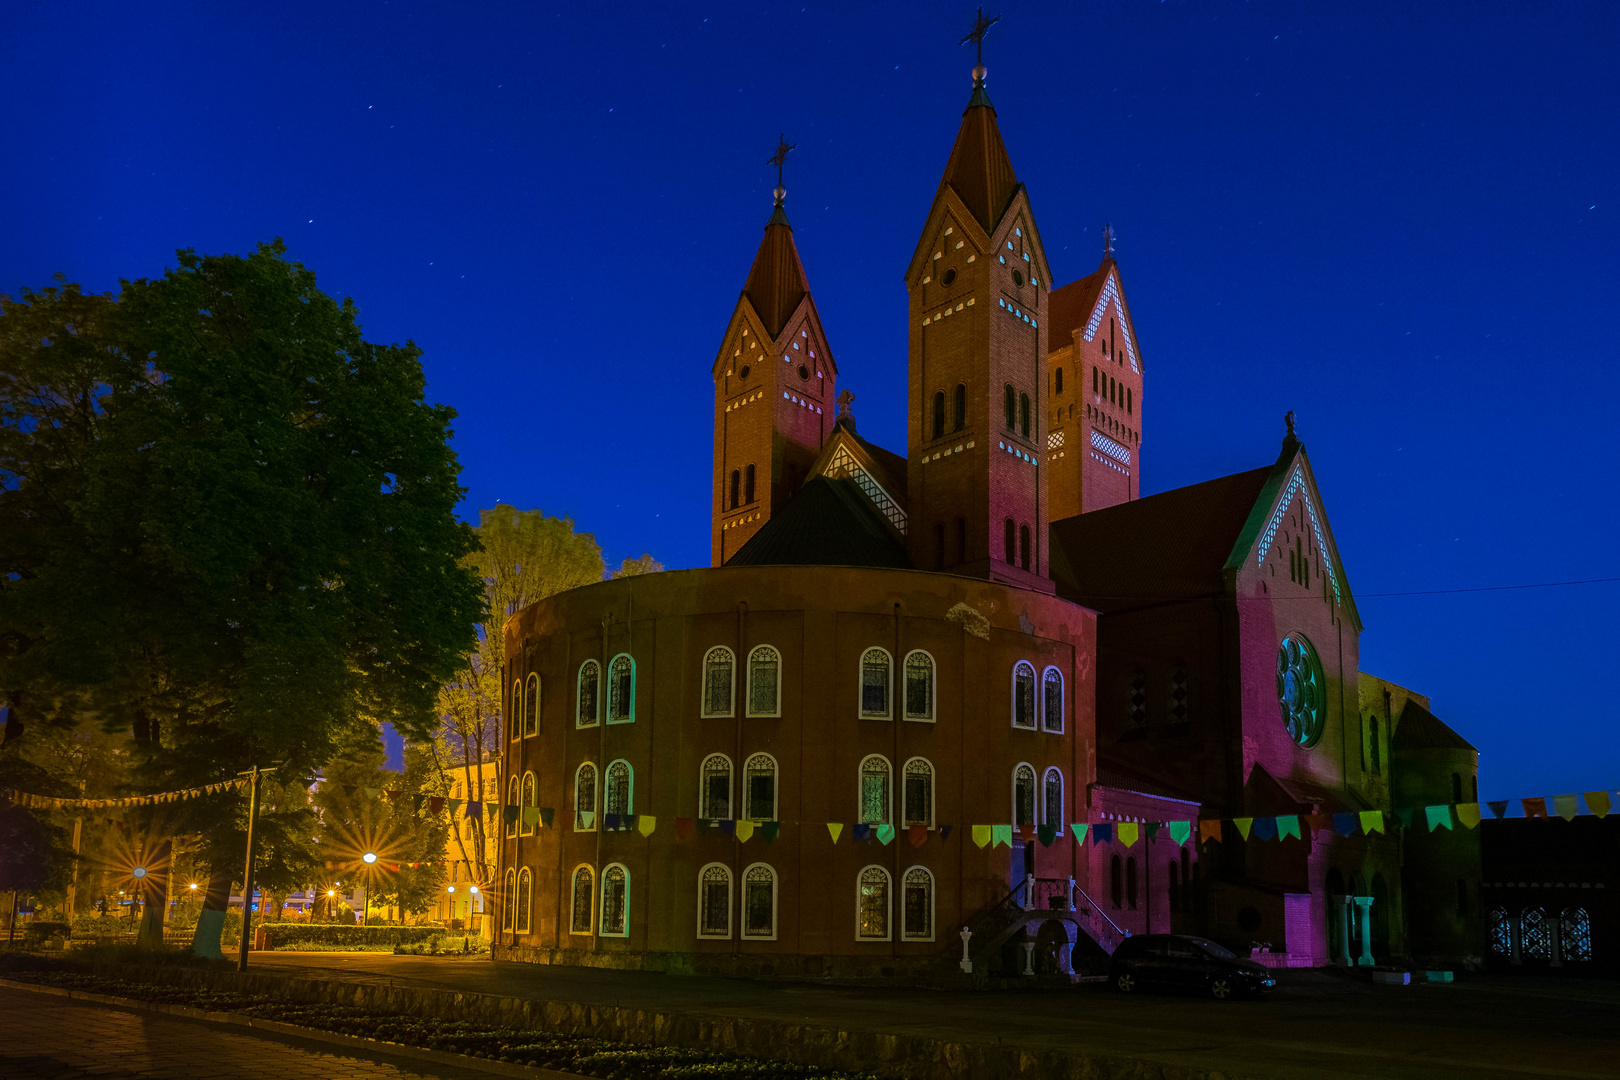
[496,51,1482,980]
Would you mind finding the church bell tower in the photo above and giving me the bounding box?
[711,142,838,566]
[904,35,1052,591]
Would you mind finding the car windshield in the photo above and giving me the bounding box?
[1188,937,1237,960]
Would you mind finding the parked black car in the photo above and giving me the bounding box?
[1109,934,1277,999]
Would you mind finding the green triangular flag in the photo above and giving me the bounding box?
[1168,820,1191,846]
[991,824,1012,848]
[875,824,895,845]
[1425,805,1454,831]
[1069,823,1088,845]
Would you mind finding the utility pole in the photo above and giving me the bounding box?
[237,764,264,972]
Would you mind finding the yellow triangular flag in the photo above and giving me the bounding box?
[637,814,657,837]
[735,820,756,842]
[827,823,844,844]
[1117,822,1140,848]
[1455,803,1481,829]
[1585,791,1612,819]
[1234,817,1254,840]
[1360,810,1385,834]
[972,824,991,848]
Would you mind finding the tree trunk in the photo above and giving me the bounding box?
[136,838,172,949]
[190,868,232,960]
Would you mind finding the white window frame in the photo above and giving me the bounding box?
[519,770,537,836]
[576,660,601,728]
[698,753,733,820]
[858,646,893,720]
[856,864,893,942]
[696,862,733,939]
[503,868,517,931]
[568,864,595,936]
[902,756,935,828]
[701,646,736,718]
[605,759,634,821]
[901,866,936,942]
[574,761,597,832]
[1042,766,1064,834]
[742,752,778,821]
[599,863,630,938]
[510,679,523,741]
[505,776,520,839]
[741,862,778,941]
[525,672,541,737]
[1011,661,1037,729]
[858,753,892,825]
[745,644,782,718]
[1041,665,1063,733]
[902,650,936,722]
[1012,762,1036,828]
[606,653,636,724]
[516,866,533,933]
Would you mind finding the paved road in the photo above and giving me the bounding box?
[249,952,1620,1079]
[0,985,494,1080]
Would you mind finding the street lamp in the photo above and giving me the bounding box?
[359,853,377,926]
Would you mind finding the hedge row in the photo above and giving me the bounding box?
[260,924,442,949]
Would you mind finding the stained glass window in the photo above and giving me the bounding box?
[525,673,540,736]
[605,761,631,819]
[860,756,890,825]
[860,648,891,718]
[607,655,634,723]
[510,680,523,740]
[1487,907,1511,957]
[1042,667,1063,732]
[577,661,600,727]
[1043,767,1063,828]
[599,865,628,936]
[702,647,733,717]
[744,754,776,821]
[1013,662,1036,728]
[903,759,933,827]
[904,652,934,721]
[902,867,934,940]
[504,869,517,931]
[520,772,536,836]
[1563,907,1593,962]
[575,763,596,831]
[743,864,775,938]
[1276,636,1324,747]
[747,645,780,716]
[700,755,731,820]
[1168,666,1189,727]
[1014,764,1036,827]
[699,865,730,937]
[570,866,594,934]
[1522,907,1549,960]
[858,866,890,939]
[516,868,532,933]
[505,777,520,838]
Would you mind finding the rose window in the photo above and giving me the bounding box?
[1275,635,1324,747]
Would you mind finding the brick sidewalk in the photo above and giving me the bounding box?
[0,986,494,1080]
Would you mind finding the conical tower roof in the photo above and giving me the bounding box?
[938,76,1020,235]
[741,202,809,339]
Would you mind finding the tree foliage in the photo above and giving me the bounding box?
[613,553,665,578]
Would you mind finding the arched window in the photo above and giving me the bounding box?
[520,771,537,836]
[1109,376,1116,404]
[569,865,594,935]
[524,673,540,737]
[1168,666,1189,727]
[742,863,777,939]
[903,757,934,827]
[1019,524,1031,570]
[857,865,891,940]
[1042,767,1063,831]
[577,660,601,728]
[503,868,517,931]
[729,469,740,509]
[1369,717,1381,774]
[744,753,777,821]
[606,654,634,723]
[701,646,734,717]
[1522,906,1549,960]
[1012,662,1036,728]
[697,864,732,938]
[505,776,520,838]
[932,390,945,439]
[859,647,891,719]
[605,759,632,820]
[1127,668,1147,731]
[859,754,891,825]
[516,867,533,933]
[1041,666,1063,732]
[1110,855,1123,909]
[510,680,523,741]
[1451,773,1463,804]
[699,754,732,820]
[1003,384,1016,429]
[1126,856,1139,910]
[600,864,629,937]
[744,463,756,504]
[1003,518,1016,564]
[953,383,966,431]
[1487,907,1511,957]
[904,651,935,721]
[1012,764,1036,827]
[1563,907,1592,962]
[746,645,780,717]
[902,867,935,941]
[574,762,597,831]
[1055,367,1064,394]
[1092,366,1099,394]
[1019,392,1030,438]
[1126,387,1133,414]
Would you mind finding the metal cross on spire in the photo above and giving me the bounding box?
[1102,222,1117,259]
[768,134,796,203]
[960,7,1000,70]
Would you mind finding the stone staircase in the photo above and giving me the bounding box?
[955,876,1128,987]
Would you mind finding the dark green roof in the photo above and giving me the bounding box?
[726,476,911,570]
[1392,699,1476,753]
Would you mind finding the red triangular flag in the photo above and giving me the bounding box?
[908,823,927,847]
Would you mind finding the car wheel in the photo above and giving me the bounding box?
[1115,971,1137,993]
[1209,975,1234,1000]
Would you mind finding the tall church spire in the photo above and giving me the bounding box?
[939,10,1019,235]
[742,137,808,338]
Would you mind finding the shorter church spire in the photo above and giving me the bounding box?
[742,136,809,337]
[960,7,1000,108]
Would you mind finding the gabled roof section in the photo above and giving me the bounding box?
[1049,466,1273,611]
[742,205,810,339]
[1391,699,1476,753]
[1224,435,1363,630]
[938,85,1021,238]
[726,476,912,570]
[806,422,909,535]
[1047,259,1140,372]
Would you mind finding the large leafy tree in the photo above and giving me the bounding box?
[0,243,484,955]
[430,507,604,897]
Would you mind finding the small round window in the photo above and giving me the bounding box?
[1011,269,1024,287]
[798,365,810,380]
[1276,635,1324,747]
[739,365,750,379]
[942,268,957,286]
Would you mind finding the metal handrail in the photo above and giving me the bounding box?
[1073,883,1127,939]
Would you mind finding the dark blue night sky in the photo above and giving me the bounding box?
[5,2,1616,800]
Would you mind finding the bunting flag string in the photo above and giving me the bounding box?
[1,776,250,811]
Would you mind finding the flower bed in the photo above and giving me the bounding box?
[2,969,880,1080]
[260,924,442,950]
